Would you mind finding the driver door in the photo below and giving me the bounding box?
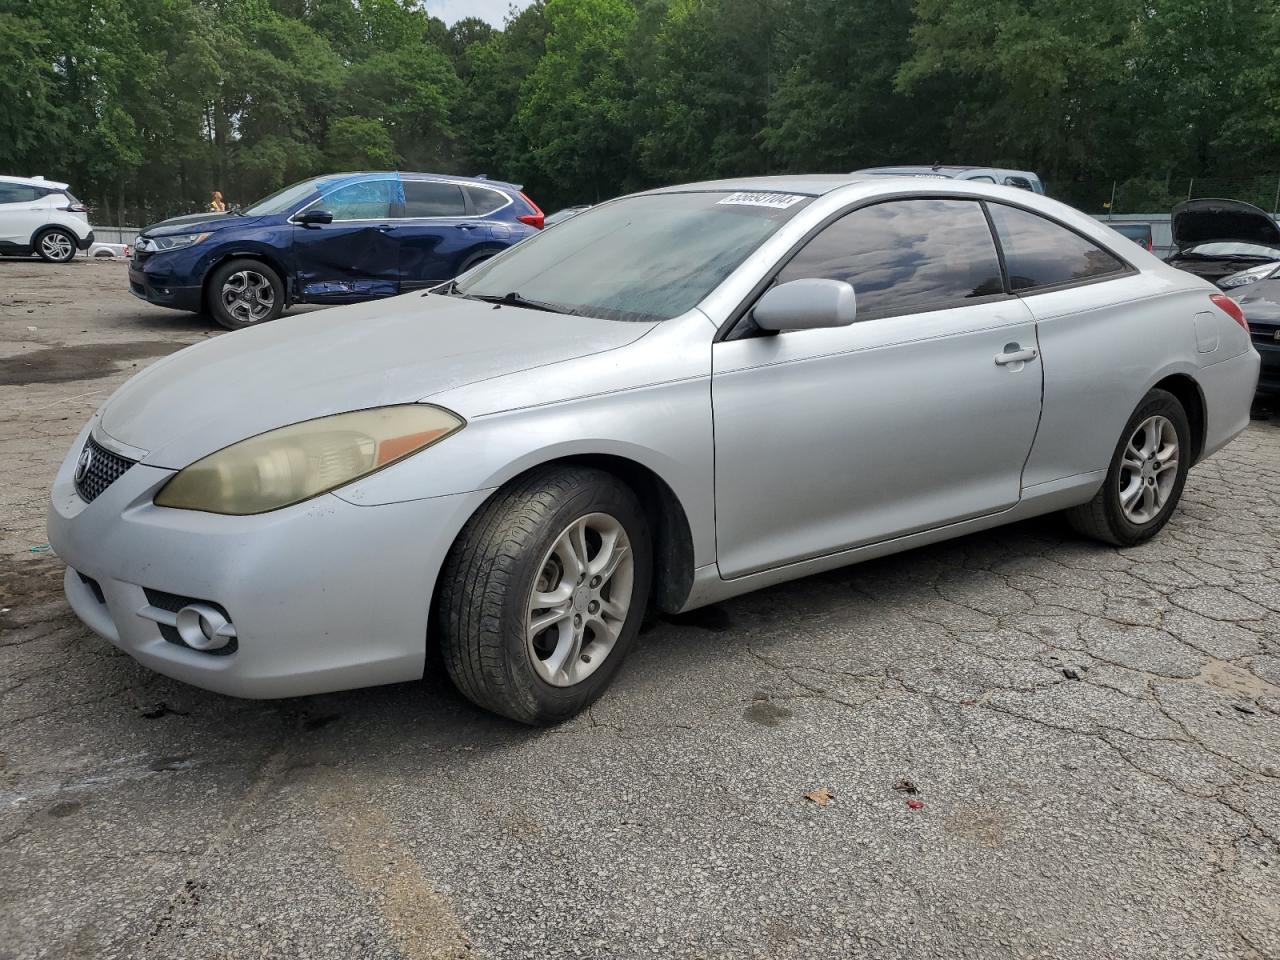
[711,197,1043,578]
[292,177,402,302]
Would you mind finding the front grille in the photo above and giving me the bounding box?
[74,436,137,503]
[1249,325,1278,346]
[143,588,238,656]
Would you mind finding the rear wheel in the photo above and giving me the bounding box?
[1066,388,1191,546]
[35,228,77,263]
[436,466,652,725]
[206,258,284,330]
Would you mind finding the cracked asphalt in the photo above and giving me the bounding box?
[2,259,1279,960]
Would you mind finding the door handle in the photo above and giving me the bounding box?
[995,345,1038,366]
[456,223,482,231]
[377,224,394,232]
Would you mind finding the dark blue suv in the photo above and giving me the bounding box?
[129,172,544,329]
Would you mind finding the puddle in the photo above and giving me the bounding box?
[0,341,175,386]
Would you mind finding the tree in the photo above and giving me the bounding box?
[517,0,637,205]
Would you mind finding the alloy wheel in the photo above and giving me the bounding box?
[1118,414,1179,524]
[221,269,275,324]
[526,512,634,687]
[40,232,74,261]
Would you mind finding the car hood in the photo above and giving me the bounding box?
[98,294,657,468]
[1234,279,1280,324]
[1171,198,1280,252]
[140,212,268,237]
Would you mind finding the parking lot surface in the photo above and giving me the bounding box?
[2,259,1279,960]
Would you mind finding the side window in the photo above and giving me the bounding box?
[0,184,39,204]
[403,180,467,218]
[988,203,1126,291]
[465,185,508,216]
[320,180,394,221]
[774,198,1005,321]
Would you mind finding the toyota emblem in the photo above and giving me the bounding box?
[74,446,94,484]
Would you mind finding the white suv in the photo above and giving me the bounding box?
[0,175,95,263]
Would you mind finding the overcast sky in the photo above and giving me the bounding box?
[425,0,532,27]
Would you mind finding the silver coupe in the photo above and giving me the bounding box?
[49,175,1260,723]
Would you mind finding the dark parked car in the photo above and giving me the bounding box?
[1165,198,1280,286]
[129,172,544,329]
[1228,263,1280,394]
[1110,222,1153,252]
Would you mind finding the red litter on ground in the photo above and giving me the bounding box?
[906,799,925,810]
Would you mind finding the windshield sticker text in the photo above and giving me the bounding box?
[717,192,806,209]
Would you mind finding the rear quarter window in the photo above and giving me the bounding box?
[988,203,1128,291]
[465,185,509,216]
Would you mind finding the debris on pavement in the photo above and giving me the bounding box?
[804,787,835,807]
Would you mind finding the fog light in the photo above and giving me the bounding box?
[174,603,237,651]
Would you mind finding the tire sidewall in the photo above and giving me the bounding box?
[1102,389,1191,545]
[36,228,76,263]
[497,479,653,723]
[207,259,285,329]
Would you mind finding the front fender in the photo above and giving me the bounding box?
[333,376,717,568]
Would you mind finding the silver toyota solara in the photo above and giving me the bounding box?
[49,175,1260,724]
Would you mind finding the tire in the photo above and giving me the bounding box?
[1065,388,1191,546]
[35,228,77,263]
[206,258,285,330]
[454,251,493,278]
[436,466,653,725]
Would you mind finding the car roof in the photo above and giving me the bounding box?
[643,174,881,197]
[0,174,70,190]
[856,165,1040,180]
[314,171,523,193]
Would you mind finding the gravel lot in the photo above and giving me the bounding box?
[2,259,1279,960]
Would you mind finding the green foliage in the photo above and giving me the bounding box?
[2,0,1278,222]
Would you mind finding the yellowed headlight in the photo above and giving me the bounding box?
[154,405,464,515]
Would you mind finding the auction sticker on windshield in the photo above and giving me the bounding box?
[717,192,806,209]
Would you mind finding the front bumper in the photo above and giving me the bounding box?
[1250,329,1280,394]
[128,261,203,312]
[47,424,491,699]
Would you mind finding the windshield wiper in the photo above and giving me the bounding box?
[468,291,568,314]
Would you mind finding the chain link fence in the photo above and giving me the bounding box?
[1054,176,1280,216]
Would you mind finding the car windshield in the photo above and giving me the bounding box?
[1182,241,1280,259]
[452,190,812,322]
[241,178,326,216]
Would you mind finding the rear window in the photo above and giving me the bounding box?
[988,203,1127,291]
[455,191,812,323]
[404,180,467,218]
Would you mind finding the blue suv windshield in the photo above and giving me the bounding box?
[241,178,327,216]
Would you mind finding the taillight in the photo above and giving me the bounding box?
[1145,236,1153,252]
[517,192,544,230]
[1209,293,1248,331]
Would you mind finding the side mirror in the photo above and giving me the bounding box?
[752,278,857,332]
[297,210,334,227]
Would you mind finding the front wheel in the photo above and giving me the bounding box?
[436,466,652,725]
[36,228,77,263]
[206,258,284,330]
[1065,388,1191,546]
